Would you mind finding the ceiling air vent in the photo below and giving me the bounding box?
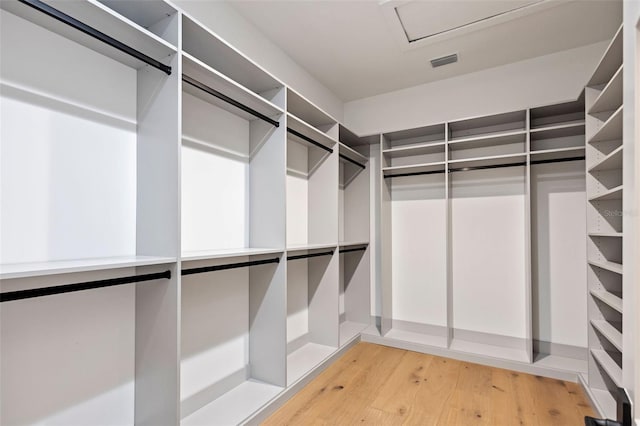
[430,53,458,68]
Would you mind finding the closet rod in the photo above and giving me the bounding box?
[287,250,334,261]
[19,0,172,75]
[339,154,366,169]
[384,155,585,178]
[287,128,334,154]
[183,75,280,128]
[339,247,367,254]
[181,257,280,276]
[0,270,171,303]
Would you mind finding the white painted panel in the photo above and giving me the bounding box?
[181,92,250,252]
[339,183,345,242]
[452,169,526,338]
[391,176,447,326]
[286,141,309,246]
[181,268,249,402]
[532,162,587,347]
[287,259,309,343]
[0,11,137,264]
[1,282,135,425]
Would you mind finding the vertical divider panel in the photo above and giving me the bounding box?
[445,122,453,347]
[380,135,393,335]
[249,256,287,387]
[135,10,182,423]
[525,109,534,363]
[308,145,339,245]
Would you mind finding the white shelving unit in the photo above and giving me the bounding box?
[585,23,624,419]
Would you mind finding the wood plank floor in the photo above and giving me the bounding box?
[263,342,595,425]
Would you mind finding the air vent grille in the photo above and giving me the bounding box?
[430,53,458,68]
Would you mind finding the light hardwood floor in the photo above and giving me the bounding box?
[263,342,595,425]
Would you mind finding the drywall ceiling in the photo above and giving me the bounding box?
[227,0,621,102]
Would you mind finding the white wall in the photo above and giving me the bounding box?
[173,0,344,121]
[344,42,608,135]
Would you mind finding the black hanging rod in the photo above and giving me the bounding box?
[19,0,172,75]
[339,247,367,254]
[287,128,333,154]
[287,250,334,261]
[183,75,280,128]
[182,257,280,276]
[0,270,171,303]
[339,154,366,169]
[384,155,585,179]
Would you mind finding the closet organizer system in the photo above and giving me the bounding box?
[0,1,371,425]
[364,23,628,420]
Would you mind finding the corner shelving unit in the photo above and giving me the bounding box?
[584,23,624,418]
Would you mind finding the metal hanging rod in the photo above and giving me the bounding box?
[287,250,334,261]
[182,257,280,276]
[384,155,585,179]
[287,128,334,154]
[19,0,172,75]
[183,75,280,128]
[0,270,171,303]
[339,154,366,169]
[339,247,367,254]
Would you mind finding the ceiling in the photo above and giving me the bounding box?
[228,0,621,102]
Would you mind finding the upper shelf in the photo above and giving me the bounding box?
[529,122,585,140]
[287,113,337,152]
[182,53,283,122]
[448,129,526,150]
[588,24,623,87]
[0,255,176,280]
[589,106,623,144]
[448,153,526,170]
[182,14,282,99]
[1,0,177,72]
[529,94,585,129]
[287,88,337,131]
[383,161,445,178]
[449,110,526,140]
[339,142,368,170]
[589,146,623,173]
[383,141,446,158]
[181,248,283,263]
[589,66,623,115]
[383,123,445,149]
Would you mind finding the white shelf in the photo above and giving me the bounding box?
[591,319,623,352]
[287,113,337,152]
[533,353,588,375]
[339,321,368,346]
[339,142,368,166]
[339,241,369,249]
[589,106,623,144]
[450,338,530,363]
[1,0,176,71]
[530,147,585,162]
[448,153,526,170]
[286,243,337,253]
[529,121,585,139]
[382,141,446,158]
[591,349,622,388]
[588,146,623,173]
[382,161,445,177]
[589,66,623,114]
[588,259,623,275]
[588,185,623,202]
[287,343,336,386]
[589,232,623,238]
[181,248,283,263]
[181,380,283,426]
[0,256,176,280]
[448,129,526,150]
[182,53,283,122]
[385,328,447,348]
[591,388,618,420]
[590,289,623,314]
[588,24,623,87]
[287,88,337,129]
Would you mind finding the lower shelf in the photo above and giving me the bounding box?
[591,349,622,387]
[287,343,336,386]
[385,328,447,348]
[533,353,588,375]
[590,386,618,420]
[340,321,368,347]
[181,380,283,426]
[450,339,530,363]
